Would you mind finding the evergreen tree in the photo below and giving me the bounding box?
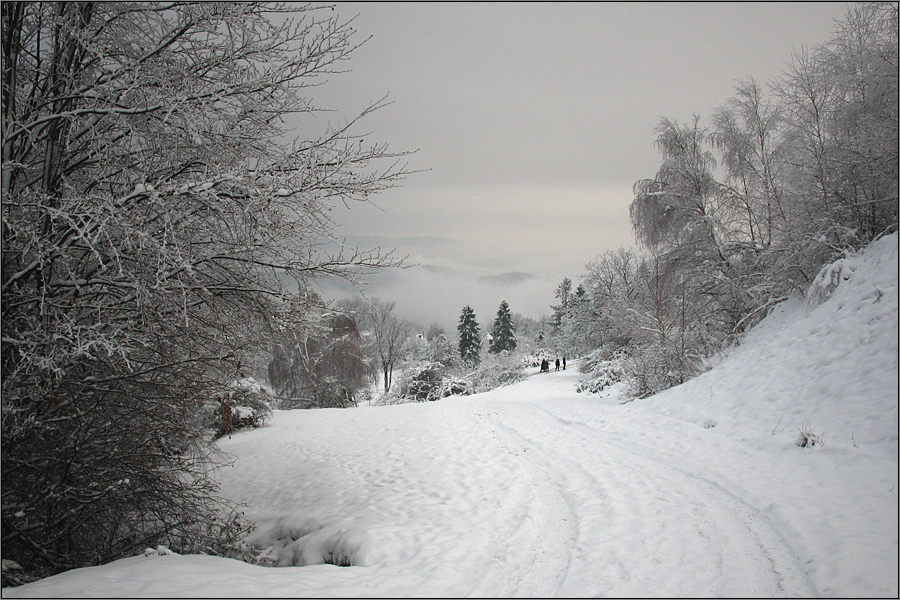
[551,277,573,329]
[490,300,517,354]
[457,306,482,366]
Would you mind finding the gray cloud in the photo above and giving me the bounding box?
[305,2,847,327]
[477,272,537,287]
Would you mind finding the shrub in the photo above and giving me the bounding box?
[207,378,272,440]
[395,362,447,402]
[796,423,825,448]
[469,353,526,393]
[384,354,525,405]
[576,349,627,394]
[807,254,857,307]
[521,350,554,369]
[439,375,474,398]
[378,363,474,405]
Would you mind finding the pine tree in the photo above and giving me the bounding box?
[551,277,573,329]
[490,300,517,354]
[457,306,482,366]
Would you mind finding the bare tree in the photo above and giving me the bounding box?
[360,298,409,393]
[268,306,375,408]
[711,77,787,250]
[2,2,409,580]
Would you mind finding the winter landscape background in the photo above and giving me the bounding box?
[310,2,854,331]
[5,232,898,598]
[2,2,897,598]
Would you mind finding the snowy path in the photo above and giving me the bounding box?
[211,368,817,597]
[459,373,817,597]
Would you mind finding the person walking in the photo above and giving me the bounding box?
[562,357,566,370]
[555,358,560,372]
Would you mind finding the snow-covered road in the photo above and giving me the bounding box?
[210,367,818,597]
[470,374,817,597]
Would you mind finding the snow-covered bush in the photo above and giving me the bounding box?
[521,350,554,369]
[576,349,627,394]
[207,378,273,440]
[576,340,703,399]
[621,340,703,398]
[386,362,476,404]
[391,354,522,402]
[807,254,858,307]
[440,375,474,398]
[1,559,32,588]
[370,390,406,406]
[394,362,447,402]
[469,352,526,393]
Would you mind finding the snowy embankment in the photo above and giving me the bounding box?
[5,234,898,598]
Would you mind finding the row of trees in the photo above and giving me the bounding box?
[457,300,518,366]
[553,2,898,396]
[1,2,410,583]
[261,297,522,407]
[266,296,409,404]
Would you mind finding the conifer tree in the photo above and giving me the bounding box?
[551,277,573,329]
[457,306,482,366]
[490,300,517,354]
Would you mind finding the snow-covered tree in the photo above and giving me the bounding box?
[550,277,573,329]
[553,282,595,358]
[457,305,482,366]
[489,300,517,354]
[509,312,549,353]
[1,2,408,579]
[775,2,898,268]
[422,325,458,367]
[358,299,409,393]
[630,115,725,256]
[268,309,375,408]
[711,77,787,251]
[620,2,898,396]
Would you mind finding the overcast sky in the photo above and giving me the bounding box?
[303,2,849,333]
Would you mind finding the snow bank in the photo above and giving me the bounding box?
[642,233,898,451]
[629,233,898,596]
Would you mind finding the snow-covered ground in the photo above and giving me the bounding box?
[5,234,898,598]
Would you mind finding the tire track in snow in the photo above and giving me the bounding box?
[466,409,579,597]
[218,371,818,597]
[499,396,818,597]
[537,398,820,596]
